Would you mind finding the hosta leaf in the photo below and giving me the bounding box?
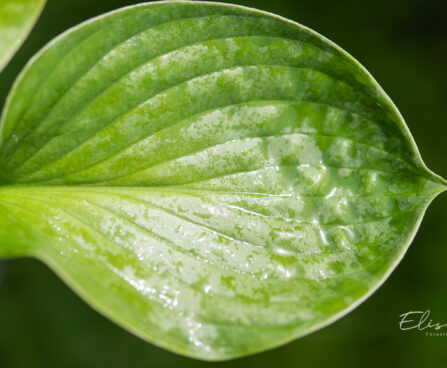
[0,0,46,72]
[0,1,446,361]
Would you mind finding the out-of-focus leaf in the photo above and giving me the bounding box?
[0,0,46,72]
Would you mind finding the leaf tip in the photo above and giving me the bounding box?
[432,175,447,195]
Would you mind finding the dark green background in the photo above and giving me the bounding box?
[0,0,446,367]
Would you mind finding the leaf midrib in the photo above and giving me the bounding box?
[0,181,445,198]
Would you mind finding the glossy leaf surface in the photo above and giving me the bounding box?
[0,1,445,360]
[0,0,46,72]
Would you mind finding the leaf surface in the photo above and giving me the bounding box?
[0,1,446,360]
[0,0,46,72]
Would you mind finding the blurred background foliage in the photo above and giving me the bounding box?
[0,0,446,367]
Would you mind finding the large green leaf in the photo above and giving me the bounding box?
[0,0,46,72]
[0,1,445,361]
